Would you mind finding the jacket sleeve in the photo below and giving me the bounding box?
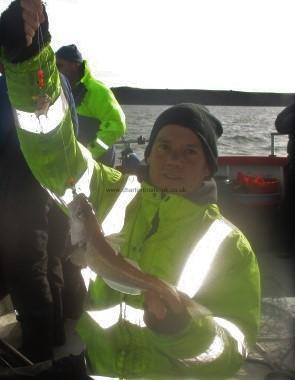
[275,101,295,134]
[1,43,126,221]
[74,76,126,160]
[146,230,260,378]
[80,79,126,160]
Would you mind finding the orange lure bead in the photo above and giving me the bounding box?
[37,69,45,89]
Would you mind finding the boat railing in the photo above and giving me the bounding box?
[115,133,288,180]
[115,135,148,148]
[117,133,286,157]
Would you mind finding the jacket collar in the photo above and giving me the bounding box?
[78,60,92,85]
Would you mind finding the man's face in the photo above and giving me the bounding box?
[147,124,211,194]
[56,58,79,83]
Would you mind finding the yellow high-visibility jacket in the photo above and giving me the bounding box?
[2,45,260,379]
[73,60,126,160]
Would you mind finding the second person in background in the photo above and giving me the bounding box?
[56,44,126,167]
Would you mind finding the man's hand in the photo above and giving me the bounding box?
[143,289,191,335]
[20,0,45,46]
[0,0,50,63]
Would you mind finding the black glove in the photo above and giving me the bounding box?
[0,0,51,63]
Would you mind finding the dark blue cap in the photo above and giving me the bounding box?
[55,44,83,63]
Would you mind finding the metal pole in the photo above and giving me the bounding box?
[270,133,276,156]
[270,132,285,156]
[0,337,34,367]
[115,136,149,146]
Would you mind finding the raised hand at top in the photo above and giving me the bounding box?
[20,0,45,46]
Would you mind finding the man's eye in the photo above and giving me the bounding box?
[186,148,198,155]
[157,144,169,152]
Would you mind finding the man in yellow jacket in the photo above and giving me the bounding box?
[0,1,260,378]
[55,44,126,167]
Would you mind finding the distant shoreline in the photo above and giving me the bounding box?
[111,87,295,107]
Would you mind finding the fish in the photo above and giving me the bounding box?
[68,193,185,318]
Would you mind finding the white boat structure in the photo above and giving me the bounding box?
[0,133,294,380]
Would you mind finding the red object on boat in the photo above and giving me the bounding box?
[236,172,280,194]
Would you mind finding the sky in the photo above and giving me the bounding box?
[1,0,295,92]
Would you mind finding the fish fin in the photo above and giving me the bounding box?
[105,233,124,252]
[103,278,142,295]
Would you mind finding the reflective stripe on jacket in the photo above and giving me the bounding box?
[3,45,260,379]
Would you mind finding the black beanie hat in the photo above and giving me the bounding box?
[144,103,223,175]
[55,44,83,63]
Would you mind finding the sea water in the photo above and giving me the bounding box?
[119,105,289,160]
